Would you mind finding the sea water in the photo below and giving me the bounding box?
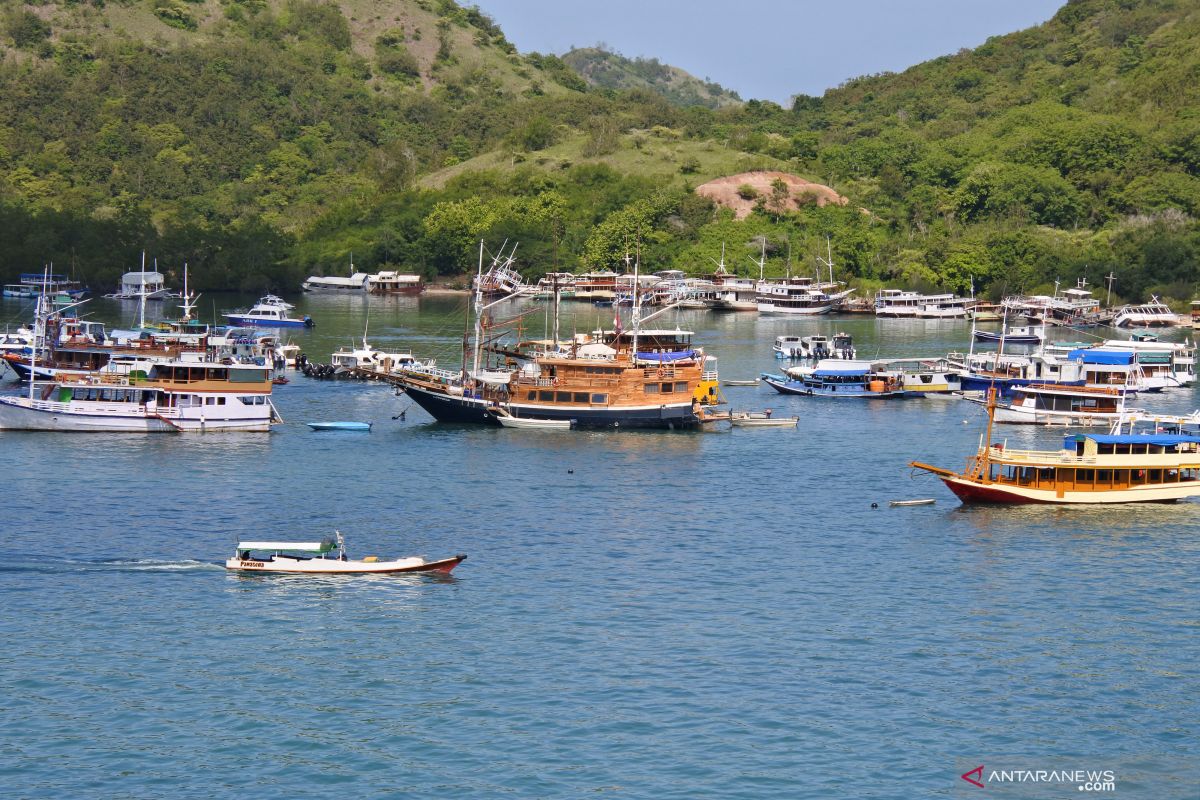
[0,294,1196,798]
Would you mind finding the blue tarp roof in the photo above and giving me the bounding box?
[1067,434,1200,447]
[1068,349,1134,365]
[637,350,696,362]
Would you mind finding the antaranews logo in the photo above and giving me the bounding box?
[958,763,1116,792]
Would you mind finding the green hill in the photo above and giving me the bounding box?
[1,0,1197,303]
[560,47,742,110]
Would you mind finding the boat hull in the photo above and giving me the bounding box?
[940,475,1197,504]
[762,376,904,399]
[226,554,465,574]
[0,398,272,432]
[224,315,313,328]
[402,383,700,429]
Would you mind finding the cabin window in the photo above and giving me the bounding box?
[674,382,688,393]
[644,384,660,394]
[538,391,554,401]
[660,383,674,393]
[573,392,589,403]
[206,397,216,405]
[1096,470,1112,485]
[555,391,572,403]
[590,393,607,404]
[1150,469,1163,483]
[229,369,267,383]
[526,391,536,401]
[1078,469,1094,485]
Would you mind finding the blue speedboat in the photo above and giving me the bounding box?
[224,296,314,328]
[307,421,372,432]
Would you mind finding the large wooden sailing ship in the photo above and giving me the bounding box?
[393,244,720,429]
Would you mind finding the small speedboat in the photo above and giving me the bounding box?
[730,410,798,427]
[307,421,372,431]
[226,532,465,575]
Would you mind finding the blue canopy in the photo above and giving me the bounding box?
[1068,433,1200,447]
[637,350,696,362]
[1068,349,1134,365]
[813,368,870,377]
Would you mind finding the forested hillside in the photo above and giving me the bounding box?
[560,47,742,110]
[1,0,1197,305]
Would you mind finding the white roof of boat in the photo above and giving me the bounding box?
[238,540,334,552]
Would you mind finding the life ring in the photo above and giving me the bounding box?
[657,367,665,377]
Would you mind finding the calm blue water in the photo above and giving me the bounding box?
[1,295,1197,798]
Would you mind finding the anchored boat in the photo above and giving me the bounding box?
[224,296,314,329]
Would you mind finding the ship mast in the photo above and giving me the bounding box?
[630,244,642,360]
[468,239,484,381]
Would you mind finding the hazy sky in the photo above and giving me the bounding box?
[471,0,1065,103]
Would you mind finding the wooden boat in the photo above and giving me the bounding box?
[495,413,572,430]
[730,410,798,427]
[226,533,465,575]
[307,421,371,431]
[910,391,1200,504]
[890,498,936,506]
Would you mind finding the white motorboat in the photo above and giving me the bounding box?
[494,413,573,430]
[226,533,465,575]
[224,295,314,328]
[1113,299,1182,327]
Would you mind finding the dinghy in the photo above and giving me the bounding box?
[495,414,573,430]
[307,421,372,432]
[730,410,798,427]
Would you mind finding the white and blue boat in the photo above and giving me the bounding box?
[224,296,314,329]
[762,360,905,398]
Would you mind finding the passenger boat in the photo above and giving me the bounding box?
[764,360,904,398]
[965,383,1141,426]
[224,296,314,328]
[756,278,834,315]
[330,332,422,376]
[886,358,962,395]
[730,410,797,427]
[226,533,465,575]
[390,246,721,430]
[911,392,1200,504]
[367,271,422,295]
[0,356,279,431]
[302,271,369,292]
[875,290,973,318]
[3,272,87,299]
[105,259,176,300]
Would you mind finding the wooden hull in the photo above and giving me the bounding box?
[402,383,700,429]
[940,475,1197,504]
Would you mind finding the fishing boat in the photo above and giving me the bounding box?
[911,392,1200,504]
[763,360,904,398]
[224,296,314,328]
[965,383,1142,426]
[390,245,721,430]
[730,410,797,427]
[0,356,279,431]
[307,421,371,431]
[226,532,465,575]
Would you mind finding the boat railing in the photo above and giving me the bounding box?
[985,445,1097,465]
[701,371,719,382]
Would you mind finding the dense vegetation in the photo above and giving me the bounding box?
[560,47,743,110]
[0,0,1197,306]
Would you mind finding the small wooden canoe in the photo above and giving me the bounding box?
[723,379,760,386]
[307,421,372,432]
[889,498,936,507]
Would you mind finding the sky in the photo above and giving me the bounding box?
[471,0,1066,103]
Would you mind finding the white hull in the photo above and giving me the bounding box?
[226,555,463,574]
[497,415,573,429]
[992,406,1135,426]
[0,397,273,432]
[757,303,833,315]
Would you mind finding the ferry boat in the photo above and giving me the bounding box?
[968,383,1141,426]
[227,533,465,575]
[764,360,904,398]
[570,270,618,302]
[0,357,279,431]
[224,296,314,328]
[1113,298,1181,327]
[911,393,1200,504]
[773,333,855,360]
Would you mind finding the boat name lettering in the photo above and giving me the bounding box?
[239,560,265,568]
